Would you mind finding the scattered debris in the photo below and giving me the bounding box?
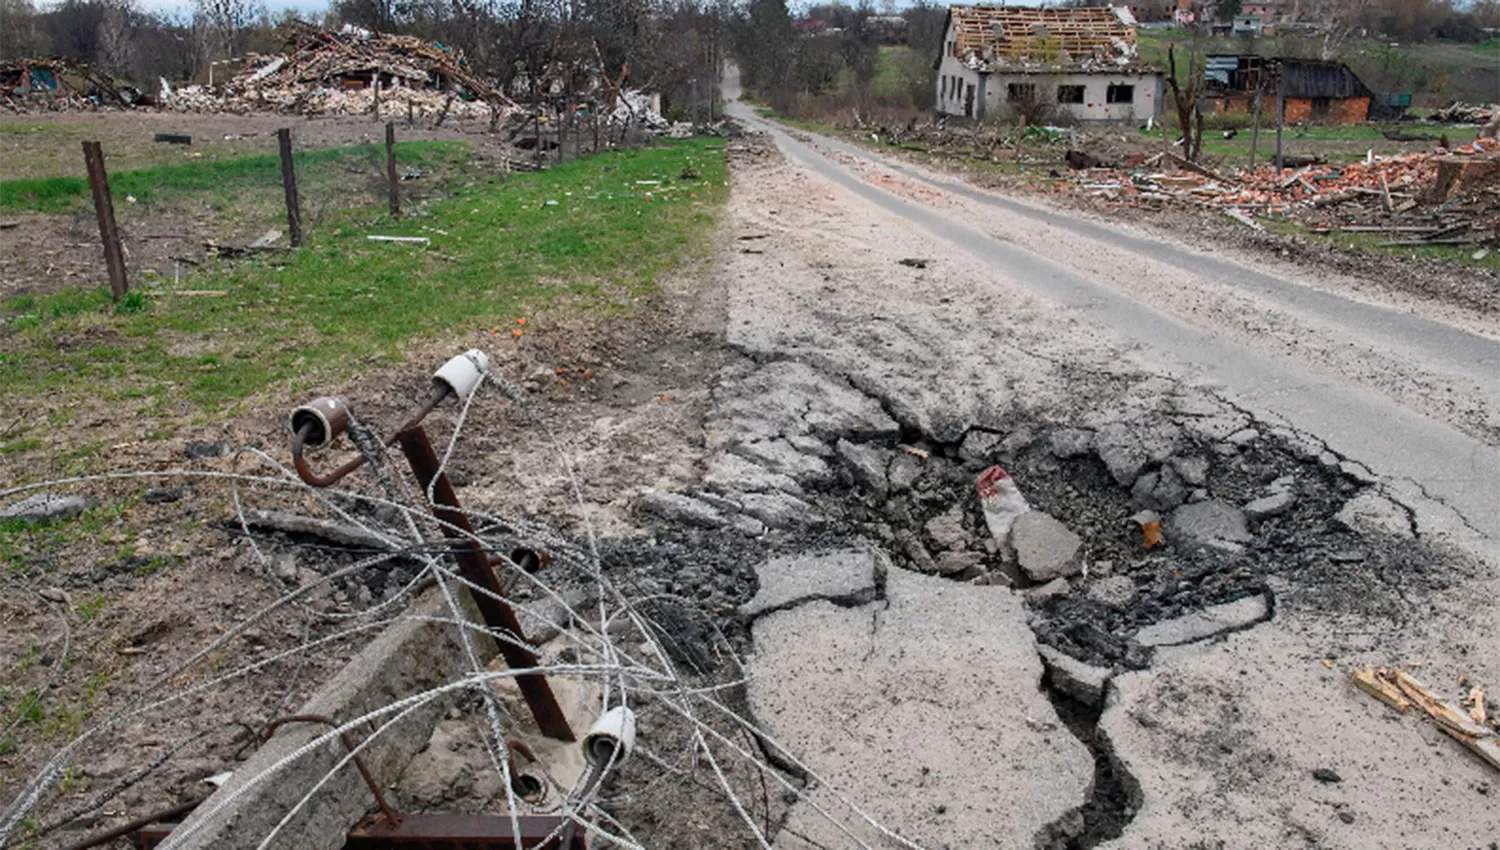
[0,492,90,525]
[898,258,930,268]
[1351,666,1500,773]
[1131,510,1164,549]
[1430,101,1497,125]
[367,235,431,246]
[977,465,1030,551]
[1312,767,1343,783]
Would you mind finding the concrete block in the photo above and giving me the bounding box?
[165,587,498,850]
[740,549,878,617]
[1135,594,1269,647]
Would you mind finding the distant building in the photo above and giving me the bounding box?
[1241,1,1289,23]
[1204,55,1375,124]
[1232,15,1264,35]
[933,5,1163,123]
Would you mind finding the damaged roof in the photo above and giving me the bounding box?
[941,5,1153,74]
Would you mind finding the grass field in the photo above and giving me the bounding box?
[0,139,728,419]
[0,141,472,214]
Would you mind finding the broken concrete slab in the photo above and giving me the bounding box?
[1086,575,1138,610]
[924,503,969,551]
[1334,491,1414,539]
[719,360,898,441]
[740,549,879,617]
[1244,489,1297,521]
[958,428,1004,461]
[1049,428,1095,459]
[836,439,890,497]
[1168,499,1251,552]
[750,568,1092,848]
[729,438,833,486]
[1100,622,1500,850]
[1096,423,1152,487]
[1135,594,1269,647]
[1131,466,1189,512]
[1026,576,1071,601]
[934,549,984,576]
[738,491,823,530]
[703,451,805,497]
[0,492,90,525]
[1170,455,1209,487]
[1038,645,1112,708]
[886,452,923,492]
[1011,511,1084,581]
[168,587,496,850]
[637,490,763,536]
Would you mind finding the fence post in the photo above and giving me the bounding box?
[385,122,400,218]
[81,141,128,301]
[277,128,303,247]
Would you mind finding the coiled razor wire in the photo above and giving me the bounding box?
[0,371,925,850]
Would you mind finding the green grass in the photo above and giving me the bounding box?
[1260,215,1500,271]
[0,139,728,415]
[0,140,471,214]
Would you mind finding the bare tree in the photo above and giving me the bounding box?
[95,0,137,76]
[0,0,51,58]
[195,0,266,59]
[1165,42,1205,162]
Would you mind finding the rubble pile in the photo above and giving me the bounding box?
[1,58,139,111]
[1430,101,1496,124]
[1058,139,1500,249]
[163,23,514,121]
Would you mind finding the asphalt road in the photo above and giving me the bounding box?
[724,96,1500,546]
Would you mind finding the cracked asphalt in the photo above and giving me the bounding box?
[682,73,1500,849]
[725,94,1499,548]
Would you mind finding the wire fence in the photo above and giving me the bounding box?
[0,351,919,850]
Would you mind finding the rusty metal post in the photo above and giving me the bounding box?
[386,122,400,218]
[395,426,575,742]
[81,141,127,301]
[277,128,303,247]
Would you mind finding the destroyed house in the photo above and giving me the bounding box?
[1204,55,1374,124]
[1,58,136,106]
[227,24,507,109]
[934,5,1163,123]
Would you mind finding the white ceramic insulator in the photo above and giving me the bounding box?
[433,349,489,397]
[582,706,636,766]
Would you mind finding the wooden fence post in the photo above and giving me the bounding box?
[1274,70,1286,173]
[277,128,303,247]
[81,141,128,301]
[385,122,400,218]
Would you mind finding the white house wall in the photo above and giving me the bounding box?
[933,20,1163,123]
[935,19,982,118]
